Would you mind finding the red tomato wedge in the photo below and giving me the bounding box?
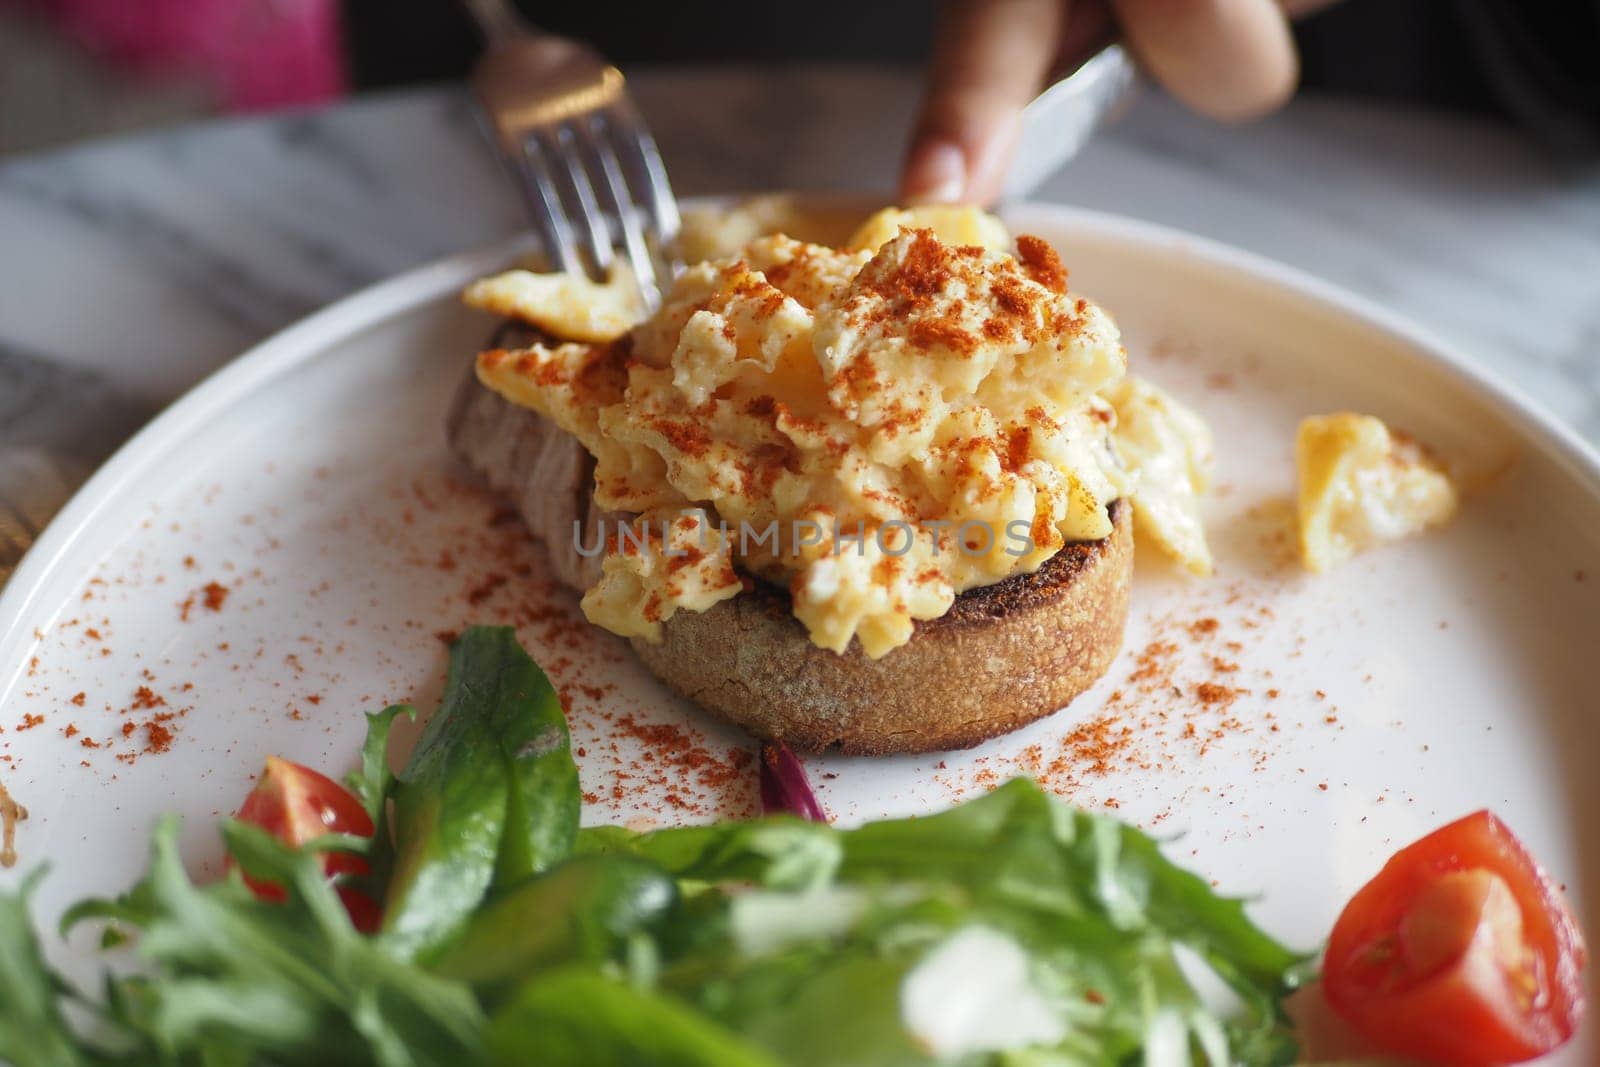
[1324,811,1586,1066]
[232,756,381,932]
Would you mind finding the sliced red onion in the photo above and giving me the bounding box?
[759,741,828,822]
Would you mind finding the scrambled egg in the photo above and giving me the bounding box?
[1296,412,1458,573]
[1105,377,1215,575]
[675,195,865,263]
[462,264,642,343]
[674,198,1012,263]
[471,216,1137,657]
[580,508,744,640]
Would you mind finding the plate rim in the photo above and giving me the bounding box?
[5,199,1600,672]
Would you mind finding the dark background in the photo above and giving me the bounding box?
[345,0,1600,156]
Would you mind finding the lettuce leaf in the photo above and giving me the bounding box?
[487,967,781,1067]
[382,626,580,960]
[63,818,485,1066]
[0,871,90,1067]
[582,778,1312,1064]
[0,629,1314,1066]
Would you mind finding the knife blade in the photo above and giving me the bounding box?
[1001,44,1139,203]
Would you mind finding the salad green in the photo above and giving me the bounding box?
[0,626,1313,1066]
[382,626,580,960]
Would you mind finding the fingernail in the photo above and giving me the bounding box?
[906,142,966,204]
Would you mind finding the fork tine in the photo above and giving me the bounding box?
[468,24,680,299]
[548,125,614,278]
[602,103,681,250]
[581,115,661,307]
[517,138,582,275]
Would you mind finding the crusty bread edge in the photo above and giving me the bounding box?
[631,499,1132,755]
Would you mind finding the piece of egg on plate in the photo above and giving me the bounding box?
[1296,411,1458,574]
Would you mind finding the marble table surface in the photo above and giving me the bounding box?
[2,66,1598,494]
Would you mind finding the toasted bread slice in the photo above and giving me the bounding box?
[448,360,1132,755]
[629,501,1131,754]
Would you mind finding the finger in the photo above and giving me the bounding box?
[902,0,1066,205]
[1283,0,1341,16]
[1056,0,1116,70]
[1111,0,1298,121]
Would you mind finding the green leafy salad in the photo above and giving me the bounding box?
[0,626,1313,1066]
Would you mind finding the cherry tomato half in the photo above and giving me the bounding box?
[232,756,381,932]
[1324,811,1586,1066]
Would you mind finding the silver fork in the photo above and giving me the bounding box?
[463,0,680,308]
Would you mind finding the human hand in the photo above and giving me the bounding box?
[902,0,1334,205]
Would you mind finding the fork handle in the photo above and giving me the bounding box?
[461,0,533,43]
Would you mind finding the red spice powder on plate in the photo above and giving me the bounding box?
[130,686,165,711]
[937,586,1309,812]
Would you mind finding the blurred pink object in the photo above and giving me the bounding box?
[8,0,346,111]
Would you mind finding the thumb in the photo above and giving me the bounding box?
[902,0,1065,206]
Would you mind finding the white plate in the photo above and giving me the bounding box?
[2,202,1595,1061]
